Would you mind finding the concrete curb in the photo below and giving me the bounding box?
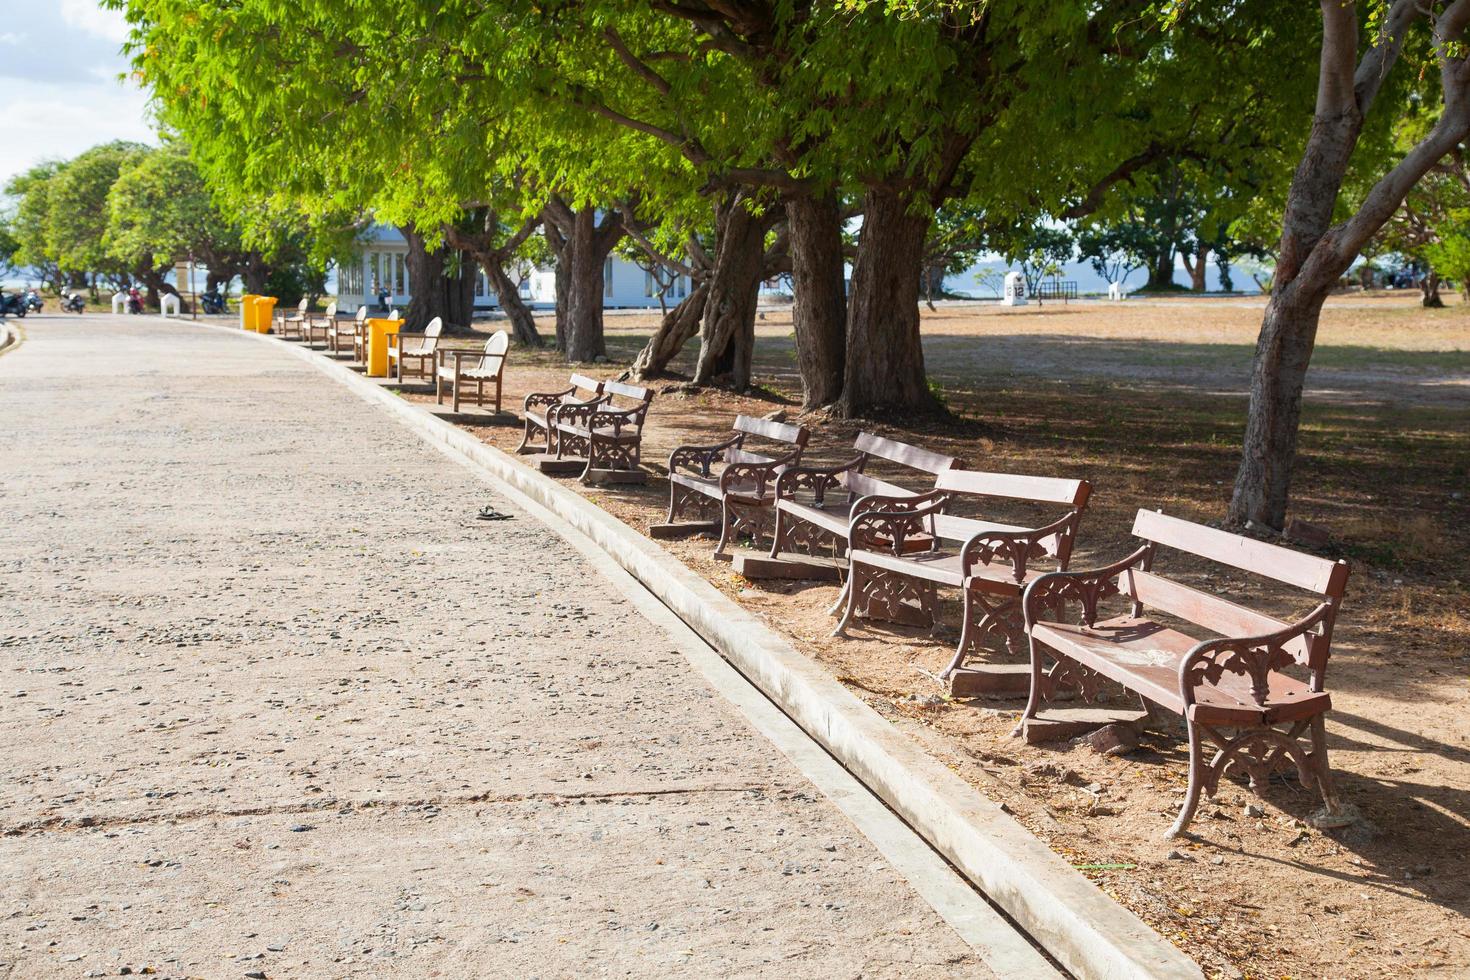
[213,322,1202,980]
[0,319,22,357]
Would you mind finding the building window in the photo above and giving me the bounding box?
[604,257,614,298]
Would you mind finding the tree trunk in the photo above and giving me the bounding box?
[1420,270,1444,307]
[242,255,270,294]
[786,192,847,408]
[402,227,475,331]
[543,203,622,363]
[694,192,768,390]
[1182,242,1209,292]
[484,261,543,345]
[1144,248,1175,290]
[837,187,937,418]
[1228,287,1328,529]
[628,284,709,379]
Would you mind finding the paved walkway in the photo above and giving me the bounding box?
[0,315,992,978]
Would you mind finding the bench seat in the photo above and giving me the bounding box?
[1018,508,1352,837]
[1031,616,1330,725]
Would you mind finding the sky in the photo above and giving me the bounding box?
[0,0,156,188]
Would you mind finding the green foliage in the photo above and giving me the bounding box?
[1009,225,1074,294]
[47,141,150,281]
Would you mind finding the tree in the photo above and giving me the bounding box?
[1076,223,1149,288]
[1227,0,1470,529]
[1010,226,1074,296]
[48,142,152,292]
[2,161,67,291]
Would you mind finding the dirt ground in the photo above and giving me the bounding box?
[393,290,1470,980]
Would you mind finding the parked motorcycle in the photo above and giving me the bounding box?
[0,289,27,318]
[62,292,86,314]
[127,287,144,314]
[23,289,43,313]
[201,288,227,315]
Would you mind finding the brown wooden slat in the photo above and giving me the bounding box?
[568,374,604,394]
[1131,509,1346,595]
[854,432,957,474]
[734,414,806,445]
[1122,568,1310,660]
[602,379,651,401]
[930,514,1029,542]
[843,471,910,498]
[936,469,1090,506]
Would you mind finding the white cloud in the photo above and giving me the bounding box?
[0,76,156,185]
[59,0,130,44]
[0,31,27,45]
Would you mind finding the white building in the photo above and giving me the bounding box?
[334,225,692,314]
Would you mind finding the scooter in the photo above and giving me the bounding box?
[127,288,144,314]
[0,289,27,318]
[201,289,227,315]
[23,289,43,313]
[62,292,86,314]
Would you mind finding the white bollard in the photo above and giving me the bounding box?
[1107,282,1122,301]
[160,293,181,317]
[112,291,127,314]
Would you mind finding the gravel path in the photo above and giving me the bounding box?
[0,315,987,979]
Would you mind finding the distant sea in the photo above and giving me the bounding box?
[946,258,1255,298]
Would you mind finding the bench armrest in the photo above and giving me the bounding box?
[847,491,949,553]
[550,395,610,429]
[960,511,1082,584]
[587,404,643,434]
[1021,544,1151,629]
[523,386,579,413]
[669,433,744,477]
[719,449,801,497]
[1177,602,1335,708]
[773,455,864,505]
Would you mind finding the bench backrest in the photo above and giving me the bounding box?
[355,306,368,323]
[568,373,604,401]
[929,468,1091,562]
[598,378,654,422]
[1126,509,1350,673]
[296,298,308,313]
[728,414,809,464]
[325,301,337,318]
[602,379,653,407]
[469,330,509,373]
[845,432,960,499]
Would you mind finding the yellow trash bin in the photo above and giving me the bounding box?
[366,318,402,378]
[240,294,258,330]
[254,296,279,333]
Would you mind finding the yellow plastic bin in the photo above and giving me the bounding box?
[254,296,279,333]
[366,318,402,377]
[240,294,258,330]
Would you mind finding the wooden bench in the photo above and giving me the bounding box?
[386,315,442,382]
[301,301,337,348]
[550,379,654,484]
[835,468,1091,693]
[436,331,509,413]
[516,374,604,458]
[276,298,309,341]
[659,415,810,559]
[1016,509,1350,838]
[325,303,359,356]
[769,432,960,562]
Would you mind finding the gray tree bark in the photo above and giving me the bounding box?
[837,186,938,418]
[1229,0,1470,528]
[786,192,847,409]
[693,191,771,391]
